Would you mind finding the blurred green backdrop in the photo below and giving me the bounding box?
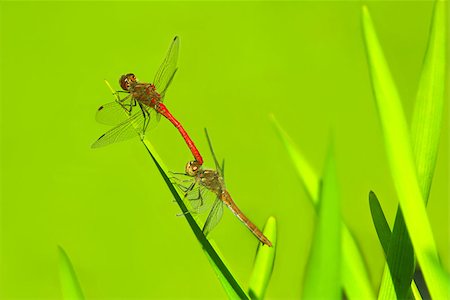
[0,1,448,299]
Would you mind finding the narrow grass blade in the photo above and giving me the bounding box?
[370,191,415,299]
[341,228,375,300]
[58,246,85,300]
[270,115,375,299]
[140,139,249,299]
[302,143,341,299]
[248,216,277,300]
[410,0,447,200]
[368,1,447,298]
[362,5,446,299]
[368,191,391,255]
[269,114,319,202]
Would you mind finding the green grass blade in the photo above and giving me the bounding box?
[341,228,375,300]
[368,191,391,255]
[248,216,277,300]
[362,5,446,299]
[372,1,447,298]
[302,143,341,299]
[269,114,319,202]
[410,0,447,200]
[140,138,249,299]
[270,115,375,299]
[371,192,415,299]
[58,246,85,300]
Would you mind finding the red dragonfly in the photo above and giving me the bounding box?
[92,36,203,165]
[172,129,272,247]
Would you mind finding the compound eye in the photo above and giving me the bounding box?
[119,75,130,91]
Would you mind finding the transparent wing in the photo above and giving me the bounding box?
[91,109,147,148]
[154,36,179,97]
[187,184,216,214]
[202,197,224,236]
[204,128,224,176]
[95,98,135,126]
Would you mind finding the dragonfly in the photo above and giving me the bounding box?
[172,129,272,247]
[92,36,203,165]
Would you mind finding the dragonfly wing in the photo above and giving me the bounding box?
[204,129,224,176]
[91,110,147,148]
[95,98,135,126]
[202,196,224,237]
[154,36,180,96]
[177,181,215,215]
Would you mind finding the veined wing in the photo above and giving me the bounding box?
[173,178,216,215]
[91,109,146,148]
[202,196,224,237]
[154,36,179,98]
[95,98,136,126]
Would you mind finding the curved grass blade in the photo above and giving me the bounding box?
[248,216,277,300]
[270,115,375,299]
[58,245,85,300]
[362,5,446,299]
[410,0,447,200]
[302,143,341,299]
[374,1,448,298]
[369,192,419,300]
[269,114,319,202]
[368,191,391,254]
[141,139,249,299]
[102,80,249,299]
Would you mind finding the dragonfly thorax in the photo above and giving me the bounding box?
[198,169,223,194]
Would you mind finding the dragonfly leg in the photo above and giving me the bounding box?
[115,96,135,116]
[170,177,194,184]
[172,182,191,193]
[143,105,151,134]
[169,171,190,176]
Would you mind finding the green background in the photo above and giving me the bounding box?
[0,1,448,299]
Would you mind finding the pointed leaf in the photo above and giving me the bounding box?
[248,216,277,300]
[302,144,341,299]
[362,5,446,299]
[368,191,391,255]
[377,0,448,297]
[270,114,319,202]
[58,246,85,300]
[270,115,374,299]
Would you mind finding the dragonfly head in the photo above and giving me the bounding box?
[119,73,137,91]
[185,160,201,177]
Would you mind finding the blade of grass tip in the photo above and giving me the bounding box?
[411,0,447,200]
[302,143,341,300]
[370,191,418,300]
[248,216,277,300]
[409,0,447,295]
[362,6,446,299]
[411,281,423,300]
[140,138,249,299]
[368,191,391,255]
[58,246,85,300]
[270,115,375,299]
[269,114,319,202]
